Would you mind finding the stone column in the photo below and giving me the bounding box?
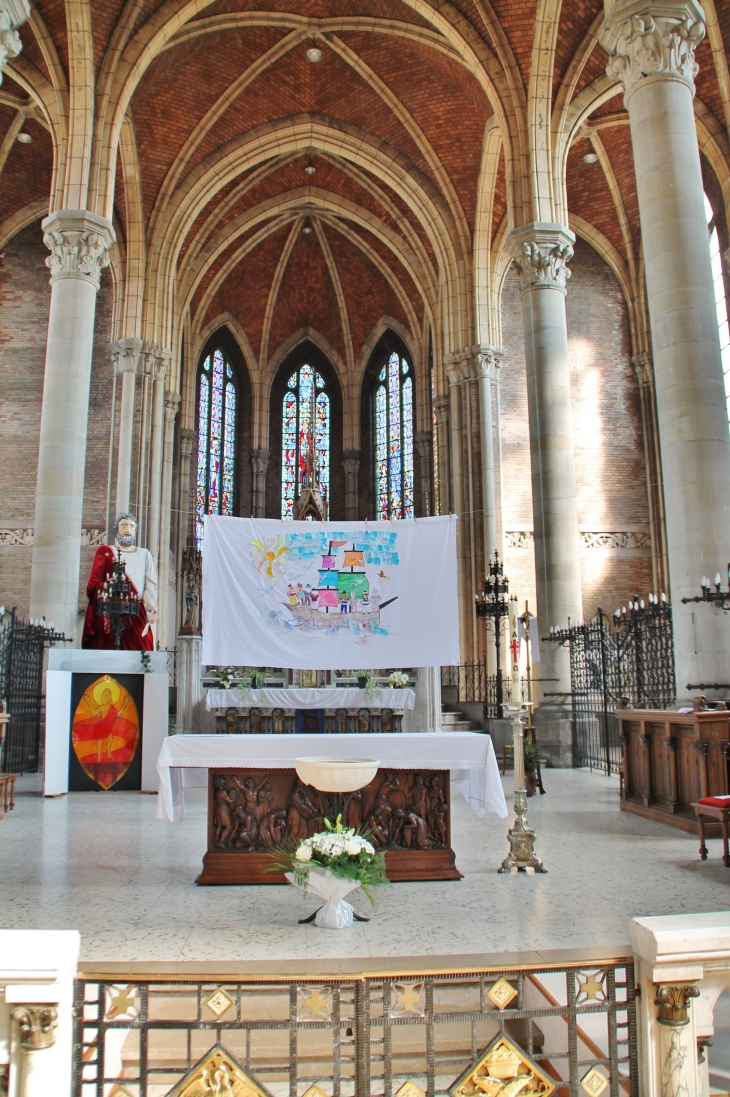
[157,390,180,647]
[110,337,142,515]
[447,361,468,660]
[177,427,195,556]
[250,449,270,518]
[508,224,582,760]
[601,1,730,699]
[146,349,169,558]
[0,2,30,82]
[433,395,450,514]
[476,347,502,563]
[412,666,441,731]
[342,450,361,520]
[415,432,432,515]
[29,210,114,639]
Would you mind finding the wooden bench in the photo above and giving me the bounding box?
[693,798,730,867]
[0,773,16,819]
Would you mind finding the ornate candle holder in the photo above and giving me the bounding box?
[498,702,546,874]
[475,550,510,719]
[95,549,141,650]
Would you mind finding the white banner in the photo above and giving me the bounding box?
[201,515,459,670]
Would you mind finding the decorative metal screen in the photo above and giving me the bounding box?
[74,960,637,1097]
[440,665,528,718]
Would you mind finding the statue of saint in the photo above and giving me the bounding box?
[81,512,158,650]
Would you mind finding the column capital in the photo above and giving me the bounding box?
[415,430,432,458]
[164,390,180,421]
[600,1,705,99]
[10,1004,58,1050]
[507,223,575,294]
[632,350,654,386]
[433,395,449,424]
[250,448,270,476]
[475,345,504,381]
[342,449,361,472]
[110,336,143,375]
[179,427,196,458]
[42,210,114,289]
[0,1,30,84]
[654,984,700,1027]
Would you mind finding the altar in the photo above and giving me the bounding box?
[205,686,415,734]
[156,732,507,884]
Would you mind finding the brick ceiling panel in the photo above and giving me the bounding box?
[114,147,126,244]
[357,166,438,272]
[33,0,69,74]
[90,0,127,75]
[321,223,411,355]
[340,219,424,322]
[189,0,433,26]
[0,116,52,226]
[592,91,624,119]
[491,146,506,247]
[572,38,609,100]
[596,123,640,255]
[189,44,431,184]
[192,219,281,315]
[567,136,627,261]
[694,36,727,130]
[486,0,538,88]
[203,221,292,353]
[130,26,289,219]
[179,172,260,265]
[340,31,491,230]
[552,0,603,104]
[266,224,345,363]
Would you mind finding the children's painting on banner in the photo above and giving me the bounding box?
[201,515,459,670]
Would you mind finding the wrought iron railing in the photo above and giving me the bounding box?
[74,959,638,1096]
[441,664,529,718]
[0,607,68,773]
[545,599,676,774]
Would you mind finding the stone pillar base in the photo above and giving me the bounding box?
[177,633,204,734]
[533,703,573,768]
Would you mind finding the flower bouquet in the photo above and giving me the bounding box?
[273,816,387,929]
[388,670,409,689]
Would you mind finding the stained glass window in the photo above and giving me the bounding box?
[374,350,414,519]
[281,363,330,519]
[196,348,236,548]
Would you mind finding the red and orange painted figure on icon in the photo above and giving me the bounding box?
[71,675,140,790]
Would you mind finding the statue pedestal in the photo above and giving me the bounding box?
[176,632,204,733]
[44,650,168,795]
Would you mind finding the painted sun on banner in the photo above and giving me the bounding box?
[201,515,459,670]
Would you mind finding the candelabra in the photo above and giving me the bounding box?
[95,549,141,649]
[475,550,510,719]
[498,702,546,874]
[682,568,730,613]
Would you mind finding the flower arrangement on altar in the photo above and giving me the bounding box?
[271,816,388,926]
[388,670,409,689]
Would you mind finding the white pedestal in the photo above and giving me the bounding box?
[44,650,168,795]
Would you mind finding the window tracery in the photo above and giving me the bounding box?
[196,348,236,548]
[374,350,414,519]
[281,363,330,519]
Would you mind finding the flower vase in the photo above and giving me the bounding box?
[286,865,362,929]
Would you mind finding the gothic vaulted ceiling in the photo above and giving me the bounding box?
[0,0,729,382]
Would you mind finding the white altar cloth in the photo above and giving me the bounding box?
[156,732,507,824]
[205,687,415,710]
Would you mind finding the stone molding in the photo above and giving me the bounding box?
[0,527,104,546]
[505,529,651,551]
[10,1004,58,1050]
[600,2,705,98]
[507,223,575,294]
[42,210,114,289]
[0,0,30,84]
[110,336,143,375]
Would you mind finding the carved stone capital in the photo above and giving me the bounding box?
[250,448,270,477]
[415,431,432,459]
[445,360,463,387]
[110,336,143,375]
[475,345,504,382]
[654,984,700,1027]
[164,390,181,421]
[42,210,114,289]
[507,223,575,294]
[632,351,654,387]
[341,450,361,478]
[434,396,449,427]
[601,2,705,98]
[0,1,30,84]
[10,1005,58,1050]
[179,427,196,459]
[151,346,171,384]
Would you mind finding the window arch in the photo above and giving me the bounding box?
[705,192,730,417]
[196,347,237,548]
[281,363,330,519]
[374,349,414,519]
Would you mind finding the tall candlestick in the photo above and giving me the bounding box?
[508,596,520,704]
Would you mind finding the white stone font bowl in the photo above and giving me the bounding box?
[294,756,379,792]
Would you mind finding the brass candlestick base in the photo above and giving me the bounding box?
[498,704,546,874]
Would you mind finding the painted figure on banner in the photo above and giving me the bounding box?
[71,675,140,790]
[81,513,158,650]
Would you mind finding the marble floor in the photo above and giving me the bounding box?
[1,768,728,963]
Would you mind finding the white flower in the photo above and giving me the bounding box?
[345,839,362,856]
[295,845,312,862]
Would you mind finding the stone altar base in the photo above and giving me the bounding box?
[196,767,463,885]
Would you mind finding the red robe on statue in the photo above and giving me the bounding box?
[81,546,154,650]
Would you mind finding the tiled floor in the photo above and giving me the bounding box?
[1,769,728,962]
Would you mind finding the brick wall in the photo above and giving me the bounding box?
[499,235,653,626]
[0,222,114,621]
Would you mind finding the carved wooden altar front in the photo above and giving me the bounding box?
[197,767,462,884]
